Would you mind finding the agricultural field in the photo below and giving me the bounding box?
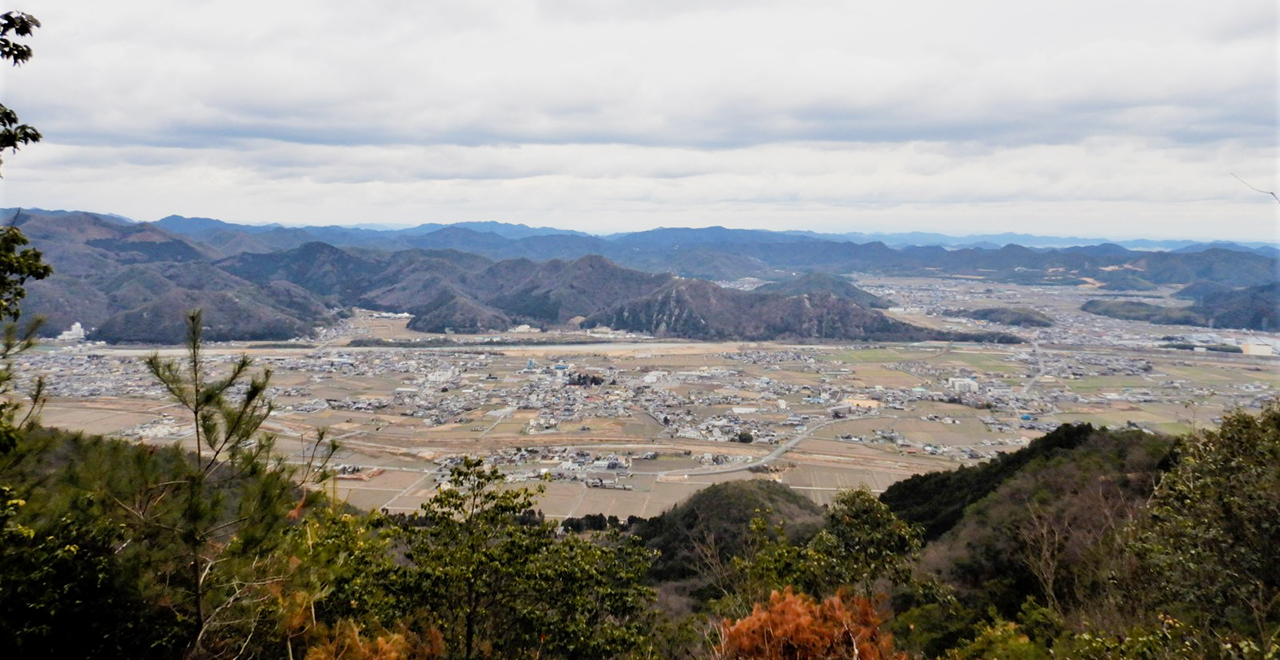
[26,280,1280,519]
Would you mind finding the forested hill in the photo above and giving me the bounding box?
[14,208,1277,285]
[9,207,1278,342]
[753,272,893,308]
[1080,282,1280,331]
[8,210,1016,344]
[165,217,1279,286]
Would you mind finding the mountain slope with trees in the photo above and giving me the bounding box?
[7,207,1277,342]
[1080,283,1279,331]
[754,272,892,308]
[951,307,1054,327]
[585,279,1014,343]
[12,210,990,343]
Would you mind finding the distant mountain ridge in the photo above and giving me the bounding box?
[781,229,1279,252]
[6,207,1278,342]
[220,246,985,343]
[8,208,1276,252]
[10,207,975,344]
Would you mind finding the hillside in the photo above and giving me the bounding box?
[238,247,971,343]
[953,307,1054,327]
[634,480,824,583]
[91,286,329,342]
[10,208,1276,342]
[1079,299,1205,326]
[1081,287,1279,331]
[81,210,1280,286]
[224,246,679,334]
[13,210,333,342]
[1173,280,1234,302]
[1189,282,1280,331]
[586,279,1018,343]
[879,423,1101,541]
[586,280,900,342]
[754,272,892,308]
[912,425,1176,616]
[1097,271,1156,291]
[123,235,977,343]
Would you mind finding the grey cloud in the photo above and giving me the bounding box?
[13,1,1274,152]
[2,0,1275,240]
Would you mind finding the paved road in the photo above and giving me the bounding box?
[1020,341,1045,396]
[647,420,837,477]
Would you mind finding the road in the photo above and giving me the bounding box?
[1020,341,1046,395]
[648,420,837,477]
[478,408,514,438]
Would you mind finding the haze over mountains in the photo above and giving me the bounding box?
[142,213,1280,255]
[7,208,1278,343]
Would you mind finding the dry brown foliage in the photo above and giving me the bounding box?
[717,587,905,660]
[304,620,444,660]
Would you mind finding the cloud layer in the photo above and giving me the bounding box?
[2,0,1276,240]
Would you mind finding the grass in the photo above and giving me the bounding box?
[833,348,937,364]
[1064,376,1155,393]
[939,352,1021,372]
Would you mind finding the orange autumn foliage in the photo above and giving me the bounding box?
[304,620,445,660]
[718,587,905,660]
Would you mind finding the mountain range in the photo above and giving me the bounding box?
[117,213,1279,285]
[6,208,1277,342]
[22,208,1274,253]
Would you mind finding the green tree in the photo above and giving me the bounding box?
[715,515,831,617]
[809,488,922,596]
[397,457,655,659]
[129,309,336,658]
[0,11,42,172]
[271,509,400,658]
[0,485,182,658]
[0,10,52,455]
[0,313,51,454]
[717,490,923,619]
[943,620,1050,660]
[1132,405,1280,653]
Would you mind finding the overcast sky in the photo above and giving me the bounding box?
[1,0,1276,240]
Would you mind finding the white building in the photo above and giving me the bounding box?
[56,322,86,342]
[1242,343,1275,357]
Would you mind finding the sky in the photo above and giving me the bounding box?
[1,0,1276,241]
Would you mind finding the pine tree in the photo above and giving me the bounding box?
[135,309,336,658]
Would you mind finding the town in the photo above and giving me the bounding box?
[23,276,1279,520]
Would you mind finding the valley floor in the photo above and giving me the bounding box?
[26,277,1279,518]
